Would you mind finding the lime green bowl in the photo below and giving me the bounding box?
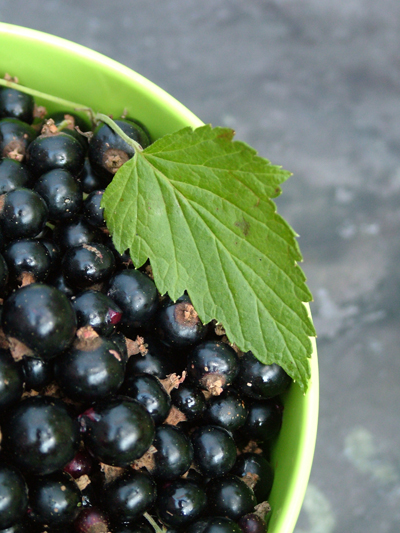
[0,22,319,533]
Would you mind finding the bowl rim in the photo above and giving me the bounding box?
[0,21,319,533]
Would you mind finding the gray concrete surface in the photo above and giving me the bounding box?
[1,1,399,531]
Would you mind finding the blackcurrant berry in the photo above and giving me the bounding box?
[191,425,237,478]
[204,389,248,432]
[83,190,105,228]
[188,517,242,533]
[19,354,54,391]
[0,188,48,241]
[206,475,256,521]
[53,215,104,251]
[0,159,32,194]
[79,159,109,194]
[106,269,159,329]
[1,395,80,475]
[240,398,283,442]
[124,334,173,378]
[3,239,52,285]
[170,382,206,422]
[64,449,93,479]
[72,290,122,336]
[101,470,156,523]
[27,471,82,526]
[235,351,291,400]
[232,453,274,501]
[62,242,116,290]
[237,513,267,533]
[26,131,85,177]
[155,294,208,348]
[33,168,83,222]
[122,373,171,425]
[0,118,36,161]
[155,478,207,529]
[0,462,28,530]
[0,87,34,124]
[2,283,77,359]
[80,396,155,466]
[54,332,125,402]
[187,340,239,395]
[151,424,194,480]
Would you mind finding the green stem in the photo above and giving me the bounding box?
[143,512,166,533]
[0,77,87,111]
[95,113,143,153]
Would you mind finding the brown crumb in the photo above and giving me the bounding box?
[240,441,264,455]
[131,445,157,472]
[163,405,187,426]
[126,335,147,357]
[8,337,34,362]
[160,372,187,395]
[200,373,225,396]
[254,500,272,519]
[242,472,260,490]
[99,463,125,484]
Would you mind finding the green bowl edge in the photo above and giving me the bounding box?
[0,22,319,533]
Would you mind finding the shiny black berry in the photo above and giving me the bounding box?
[0,118,36,161]
[83,190,105,228]
[1,395,80,475]
[102,470,156,523]
[88,119,146,181]
[34,169,83,221]
[155,294,208,348]
[0,188,48,241]
[170,382,206,422]
[122,373,171,425]
[237,514,267,533]
[3,239,52,285]
[106,269,158,329]
[206,475,256,521]
[187,340,239,395]
[0,462,28,529]
[79,159,108,194]
[152,424,194,480]
[204,389,248,432]
[232,453,274,501]
[0,159,32,194]
[0,87,34,124]
[64,449,93,479]
[27,471,82,526]
[241,398,283,442]
[2,283,77,359]
[54,332,125,402]
[26,131,85,177]
[53,215,104,251]
[156,479,207,529]
[72,290,122,336]
[48,111,90,150]
[62,243,116,290]
[235,351,291,400]
[80,396,155,466]
[19,355,54,391]
[124,334,172,378]
[191,425,237,478]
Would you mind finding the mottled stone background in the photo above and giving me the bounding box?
[1,1,399,531]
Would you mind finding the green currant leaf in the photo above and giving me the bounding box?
[102,124,315,391]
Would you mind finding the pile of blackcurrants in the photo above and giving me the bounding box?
[0,85,292,533]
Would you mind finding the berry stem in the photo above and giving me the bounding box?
[143,512,167,533]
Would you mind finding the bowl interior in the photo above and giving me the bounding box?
[0,23,319,533]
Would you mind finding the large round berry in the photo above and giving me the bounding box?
[0,158,32,194]
[0,462,28,529]
[106,269,158,329]
[151,424,194,480]
[72,290,122,336]
[170,382,206,422]
[156,478,207,529]
[235,351,291,400]
[2,283,77,359]
[53,215,104,251]
[0,118,36,161]
[3,239,52,285]
[232,453,274,501]
[34,169,83,222]
[0,188,48,241]
[19,355,54,391]
[26,131,85,177]
[188,517,242,533]
[102,470,156,523]
[187,340,239,395]
[204,389,248,432]
[0,87,34,124]
[28,471,82,526]
[240,398,283,442]
[155,294,208,348]
[124,334,172,379]
[191,425,237,478]
[1,396,80,475]
[122,373,171,425]
[54,333,125,402]
[62,243,116,290]
[206,475,256,521]
[80,397,155,466]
